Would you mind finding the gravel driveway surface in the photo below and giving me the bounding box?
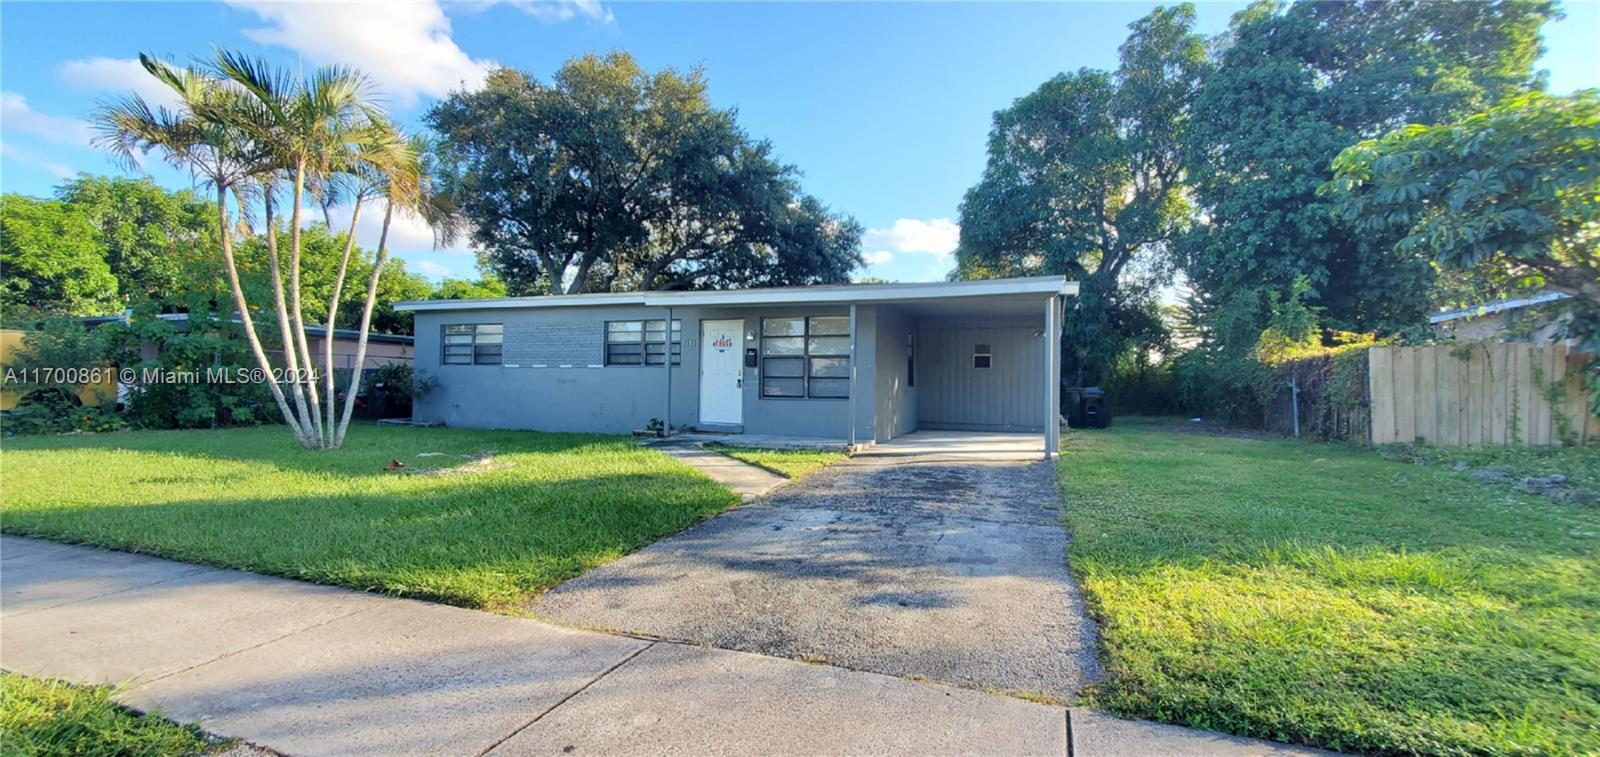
[533,452,1102,700]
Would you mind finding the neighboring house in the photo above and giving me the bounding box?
[0,315,413,411]
[398,276,1077,455]
[80,313,415,373]
[1430,292,1573,344]
[0,328,118,410]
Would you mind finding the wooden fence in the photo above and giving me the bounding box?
[1368,343,1598,446]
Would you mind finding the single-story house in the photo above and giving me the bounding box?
[80,313,416,372]
[396,276,1077,457]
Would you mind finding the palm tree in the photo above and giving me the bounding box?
[211,50,388,448]
[215,50,383,447]
[335,132,459,447]
[93,55,314,447]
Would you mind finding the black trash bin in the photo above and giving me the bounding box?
[1064,386,1111,429]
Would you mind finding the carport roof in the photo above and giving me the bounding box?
[395,275,1077,313]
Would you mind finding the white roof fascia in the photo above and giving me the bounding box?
[1428,291,1570,325]
[398,292,648,312]
[642,277,1075,307]
[395,276,1077,313]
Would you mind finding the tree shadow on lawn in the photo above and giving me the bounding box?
[0,468,740,612]
[0,425,633,482]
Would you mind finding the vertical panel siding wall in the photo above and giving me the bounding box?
[1369,343,1598,446]
[873,305,917,442]
[916,315,1045,432]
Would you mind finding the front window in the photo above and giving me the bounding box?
[606,320,682,365]
[443,324,502,365]
[761,316,850,399]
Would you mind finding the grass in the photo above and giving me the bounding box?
[705,444,848,479]
[0,425,738,612]
[1059,417,1600,756]
[0,672,213,756]
[1378,441,1600,491]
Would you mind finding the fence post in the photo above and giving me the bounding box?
[1290,375,1300,439]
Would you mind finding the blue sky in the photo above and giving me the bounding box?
[3,1,1598,284]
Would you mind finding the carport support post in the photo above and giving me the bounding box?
[1044,295,1059,459]
[663,306,673,436]
[848,304,858,450]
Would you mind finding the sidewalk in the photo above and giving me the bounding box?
[1,536,1330,756]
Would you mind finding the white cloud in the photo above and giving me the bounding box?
[862,217,960,260]
[340,201,474,258]
[480,0,614,24]
[414,260,452,278]
[0,141,77,179]
[0,91,94,148]
[862,250,894,266]
[226,0,496,108]
[58,57,185,111]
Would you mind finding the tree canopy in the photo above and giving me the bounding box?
[1180,0,1555,340]
[955,4,1204,384]
[428,52,862,295]
[54,175,219,307]
[1326,90,1599,313]
[0,195,120,318]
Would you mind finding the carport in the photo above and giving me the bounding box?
[648,276,1076,459]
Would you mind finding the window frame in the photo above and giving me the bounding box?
[760,316,851,400]
[973,342,992,370]
[605,319,682,366]
[441,323,503,366]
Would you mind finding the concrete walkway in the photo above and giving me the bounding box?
[1,536,1335,756]
[645,438,790,500]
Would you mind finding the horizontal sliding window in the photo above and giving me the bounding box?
[760,316,851,399]
[442,324,502,365]
[606,319,682,365]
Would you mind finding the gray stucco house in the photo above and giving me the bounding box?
[396,276,1077,457]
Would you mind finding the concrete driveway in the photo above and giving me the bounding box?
[534,440,1102,700]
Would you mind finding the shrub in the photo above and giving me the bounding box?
[114,308,274,430]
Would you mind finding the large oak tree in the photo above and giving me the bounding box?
[427,52,861,295]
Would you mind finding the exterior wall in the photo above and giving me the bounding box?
[712,304,874,441]
[916,314,1046,432]
[303,336,412,372]
[413,304,701,434]
[0,328,118,410]
[872,305,917,442]
[412,303,879,438]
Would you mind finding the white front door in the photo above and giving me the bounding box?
[699,319,745,425]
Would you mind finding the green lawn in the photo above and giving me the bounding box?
[0,672,213,756]
[706,444,849,479]
[0,425,738,611]
[1059,418,1600,755]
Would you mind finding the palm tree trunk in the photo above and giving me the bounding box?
[264,194,319,447]
[215,185,308,444]
[334,201,392,448]
[287,161,326,446]
[323,198,363,443]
